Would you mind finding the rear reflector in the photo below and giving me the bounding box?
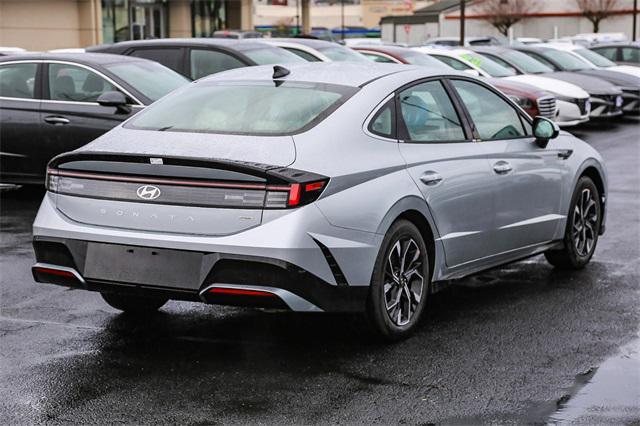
[201,286,288,309]
[32,264,84,287]
[208,287,276,298]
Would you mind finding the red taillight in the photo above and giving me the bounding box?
[34,267,75,278]
[265,179,328,208]
[208,288,276,298]
[305,181,325,192]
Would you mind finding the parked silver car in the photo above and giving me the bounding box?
[32,63,607,340]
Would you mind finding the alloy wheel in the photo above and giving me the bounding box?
[572,188,598,257]
[383,237,424,326]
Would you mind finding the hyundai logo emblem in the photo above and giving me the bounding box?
[136,185,161,200]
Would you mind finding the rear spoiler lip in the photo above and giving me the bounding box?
[48,151,326,185]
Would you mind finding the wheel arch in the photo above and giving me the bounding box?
[375,196,445,283]
[576,160,608,234]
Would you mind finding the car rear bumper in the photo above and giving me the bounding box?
[32,193,379,312]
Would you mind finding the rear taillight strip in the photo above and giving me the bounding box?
[46,169,328,209]
[47,169,288,190]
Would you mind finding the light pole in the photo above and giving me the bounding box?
[634,0,638,42]
[459,0,465,46]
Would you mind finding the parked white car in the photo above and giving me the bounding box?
[413,47,590,127]
[538,42,640,78]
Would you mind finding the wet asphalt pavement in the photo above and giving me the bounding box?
[1,118,639,425]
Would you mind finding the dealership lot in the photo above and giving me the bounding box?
[0,116,638,424]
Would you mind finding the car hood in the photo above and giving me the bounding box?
[542,72,622,95]
[579,68,640,88]
[75,126,297,167]
[503,74,589,99]
[607,65,640,78]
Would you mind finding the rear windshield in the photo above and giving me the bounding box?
[402,51,450,69]
[104,61,189,101]
[126,81,357,135]
[237,46,305,65]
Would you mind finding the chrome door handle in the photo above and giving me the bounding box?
[44,116,70,125]
[493,161,512,174]
[420,171,443,186]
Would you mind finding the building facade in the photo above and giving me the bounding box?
[0,0,252,51]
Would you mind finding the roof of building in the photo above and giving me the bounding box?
[414,0,472,15]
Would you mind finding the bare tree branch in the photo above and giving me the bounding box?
[575,0,621,32]
[476,0,538,36]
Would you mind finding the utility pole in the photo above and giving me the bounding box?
[459,0,465,46]
[341,0,345,41]
[634,0,638,42]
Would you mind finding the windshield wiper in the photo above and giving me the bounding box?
[157,125,174,131]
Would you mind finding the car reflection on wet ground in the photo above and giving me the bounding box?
[0,117,638,424]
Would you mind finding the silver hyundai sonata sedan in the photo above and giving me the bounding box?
[32,62,607,340]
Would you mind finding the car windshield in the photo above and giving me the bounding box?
[104,61,189,102]
[502,49,553,73]
[459,52,515,77]
[318,46,370,62]
[126,81,357,135]
[544,50,592,71]
[575,48,617,67]
[238,46,305,65]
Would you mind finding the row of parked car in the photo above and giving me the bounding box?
[0,37,638,185]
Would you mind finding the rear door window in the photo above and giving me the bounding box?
[0,63,38,99]
[621,47,639,63]
[397,80,466,142]
[128,48,184,74]
[190,49,246,79]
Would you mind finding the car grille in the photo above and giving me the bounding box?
[591,94,622,114]
[536,96,557,118]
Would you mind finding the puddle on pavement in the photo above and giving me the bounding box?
[547,337,640,424]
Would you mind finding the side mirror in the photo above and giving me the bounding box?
[463,69,481,77]
[532,116,559,148]
[97,91,130,113]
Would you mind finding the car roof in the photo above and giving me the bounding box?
[593,42,640,48]
[89,38,271,51]
[354,45,417,56]
[0,52,148,65]
[201,62,427,87]
[267,38,341,49]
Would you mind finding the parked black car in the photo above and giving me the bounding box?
[591,43,640,67]
[512,45,640,115]
[0,53,188,184]
[87,38,304,80]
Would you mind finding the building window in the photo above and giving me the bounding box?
[102,0,131,43]
[192,0,227,37]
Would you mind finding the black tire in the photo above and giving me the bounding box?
[545,176,601,269]
[101,292,168,314]
[366,219,430,341]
